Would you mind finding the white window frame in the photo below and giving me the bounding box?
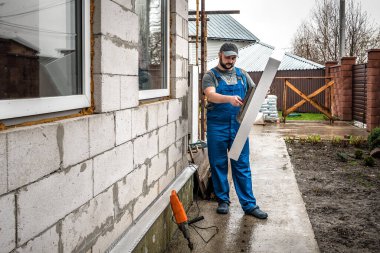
[0,1,91,120]
[138,0,170,100]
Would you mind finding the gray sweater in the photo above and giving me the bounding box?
[202,67,256,91]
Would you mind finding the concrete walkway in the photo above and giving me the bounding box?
[262,120,368,139]
[167,125,320,253]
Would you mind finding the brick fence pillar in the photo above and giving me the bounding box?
[366,49,380,131]
[339,57,356,120]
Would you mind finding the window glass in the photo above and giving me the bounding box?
[135,0,167,91]
[0,0,82,100]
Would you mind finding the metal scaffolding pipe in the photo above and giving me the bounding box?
[200,0,207,140]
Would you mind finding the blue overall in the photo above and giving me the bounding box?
[207,67,257,212]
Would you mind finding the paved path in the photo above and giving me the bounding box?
[167,125,320,253]
[262,120,368,139]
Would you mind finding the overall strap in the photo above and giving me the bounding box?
[235,67,248,92]
[210,68,223,87]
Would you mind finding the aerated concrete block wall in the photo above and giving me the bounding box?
[0,0,190,252]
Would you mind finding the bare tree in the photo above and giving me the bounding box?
[292,0,380,64]
[346,0,380,62]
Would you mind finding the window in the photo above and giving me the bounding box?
[136,0,170,100]
[0,0,90,120]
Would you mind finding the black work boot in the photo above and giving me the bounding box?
[216,202,229,214]
[245,206,268,219]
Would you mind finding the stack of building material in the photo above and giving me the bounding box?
[259,95,279,122]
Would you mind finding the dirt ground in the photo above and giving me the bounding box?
[286,141,380,253]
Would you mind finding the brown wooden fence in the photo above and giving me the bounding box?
[352,64,367,124]
[249,69,326,113]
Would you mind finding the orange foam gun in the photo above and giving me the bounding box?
[170,190,204,251]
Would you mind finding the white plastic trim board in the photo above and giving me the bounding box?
[228,50,284,161]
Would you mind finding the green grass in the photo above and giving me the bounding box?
[278,111,327,121]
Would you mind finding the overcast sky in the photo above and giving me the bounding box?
[188,0,380,51]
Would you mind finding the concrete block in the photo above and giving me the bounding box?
[176,118,188,141]
[61,186,114,253]
[168,140,182,169]
[117,164,146,209]
[93,35,138,75]
[171,77,188,98]
[120,75,139,109]
[133,131,159,166]
[112,0,133,10]
[93,141,133,195]
[168,99,182,123]
[0,134,7,194]
[170,0,188,20]
[93,0,138,43]
[171,56,188,78]
[17,160,93,245]
[8,124,60,190]
[115,109,132,145]
[0,194,15,253]
[59,117,90,168]
[158,122,176,152]
[171,35,188,60]
[159,166,175,192]
[147,103,159,132]
[171,14,188,39]
[89,113,115,157]
[15,225,59,253]
[175,156,187,175]
[147,151,168,186]
[133,182,158,219]
[131,106,148,138]
[157,101,168,127]
[94,74,121,112]
[92,210,132,253]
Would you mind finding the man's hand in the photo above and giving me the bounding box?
[229,95,243,107]
[204,87,243,106]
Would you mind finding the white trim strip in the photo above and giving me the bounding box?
[0,95,90,120]
[190,65,199,143]
[138,88,170,100]
[109,165,197,253]
[228,50,284,160]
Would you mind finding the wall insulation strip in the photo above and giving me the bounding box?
[109,165,197,253]
[228,50,284,161]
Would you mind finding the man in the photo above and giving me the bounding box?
[202,42,268,219]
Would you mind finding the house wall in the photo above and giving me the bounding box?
[0,0,190,252]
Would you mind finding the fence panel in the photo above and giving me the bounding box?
[249,69,326,113]
[352,64,367,123]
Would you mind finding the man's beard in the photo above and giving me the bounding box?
[219,57,234,69]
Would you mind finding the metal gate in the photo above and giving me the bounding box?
[352,64,367,123]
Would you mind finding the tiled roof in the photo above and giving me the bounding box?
[189,14,259,42]
[208,42,324,71]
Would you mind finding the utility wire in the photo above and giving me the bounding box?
[0,0,74,19]
[187,163,219,244]
[0,20,76,36]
